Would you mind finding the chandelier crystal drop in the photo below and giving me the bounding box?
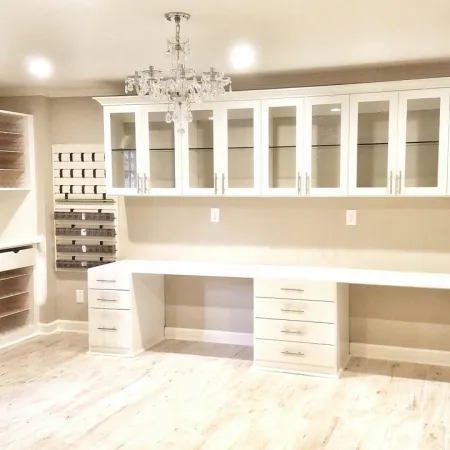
[125,12,232,131]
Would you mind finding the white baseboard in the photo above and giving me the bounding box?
[37,321,58,334]
[38,320,88,335]
[165,327,253,346]
[350,343,450,367]
[0,325,37,350]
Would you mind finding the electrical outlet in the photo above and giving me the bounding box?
[76,290,84,304]
[346,210,357,226]
[211,208,220,223]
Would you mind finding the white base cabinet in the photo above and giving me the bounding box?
[253,278,349,377]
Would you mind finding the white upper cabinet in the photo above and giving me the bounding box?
[261,98,303,196]
[142,105,182,196]
[104,105,141,196]
[348,92,399,196]
[304,95,350,196]
[397,89,449,196]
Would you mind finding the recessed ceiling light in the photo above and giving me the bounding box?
[28,58,53,78]
[231,44,255,70]
[331,107,341,112]
[208,116,214,120]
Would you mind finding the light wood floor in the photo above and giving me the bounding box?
[1,333,450,449]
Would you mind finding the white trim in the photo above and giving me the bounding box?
[0,325,37,350]
[164,327,253,346]
[350,343,450,367]
[57,320,89,333]
[37,321,58,334]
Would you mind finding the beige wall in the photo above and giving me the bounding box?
[2,94,450,352]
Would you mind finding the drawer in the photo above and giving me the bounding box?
[254,318,335,345]
[88,265,130,291]
[89,309,131,350]
[254,278,336,301]
[88,289,132,310]
[0,247,35,272]
[254,339,336,369]
[255,297,335,323]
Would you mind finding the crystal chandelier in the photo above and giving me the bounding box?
[125,12,232,129]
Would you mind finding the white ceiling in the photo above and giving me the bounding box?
[1,0,450,94]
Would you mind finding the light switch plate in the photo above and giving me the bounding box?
[76,289,84,304]
[211,208,220,223]
[346,210,357,226]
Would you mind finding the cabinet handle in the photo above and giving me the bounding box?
[214,173,218,195]
[97,298,117,302]
[395,174,399,195]
[222,173,225,195]
[389,171,393,195]
[144,173,148,194]
[137,174,141,194]
[96,279,116,283]
[398,170,402,195]
[97,327,117,332]
[306,173,310,195]
[281,329,302,335]
[281,287,304,292]
[280,308,304,313]
[281,350,305,357]
[297,172,301,195]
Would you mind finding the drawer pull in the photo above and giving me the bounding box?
[281,329,302,334]
[97,298,117,302]
[281,288,304,292]
[281,350,305,357]
[280,308,304,313]
[97,327,117,332]
[96,279,116,283]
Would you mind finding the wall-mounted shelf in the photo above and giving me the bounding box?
[0,290,29,301]
[0,307,29,320]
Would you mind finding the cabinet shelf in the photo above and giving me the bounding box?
[357,140,438,147]
[0,307,29,320]
[0,149,23,154]
[0,290,28,301]
[0,130,22,136]
[0,273,28,283]
[0,168,24,172]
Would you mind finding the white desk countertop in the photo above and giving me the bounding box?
[89,259,450,290]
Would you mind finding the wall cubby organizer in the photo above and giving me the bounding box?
[52,144,119,271]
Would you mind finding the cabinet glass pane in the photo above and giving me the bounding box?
[110,113,137,189]
[268,106,296,188]
[228,108,254,188]
[148,112,175,188]
[405,98,440,188]
[311,104,341,188]
[188,110,214,189]
[356,101,389,188]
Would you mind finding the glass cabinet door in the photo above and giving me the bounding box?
[304,96,349,196]
[261,99,302,196]
[397,89,449,196]
[182,104,217,196]
[104,107,141,195]
[217,101,262,196]
[142,107,182,195]
[348,93,399,196]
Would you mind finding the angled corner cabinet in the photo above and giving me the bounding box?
[95,78,450,198]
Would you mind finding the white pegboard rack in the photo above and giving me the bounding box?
[52,144,119,271]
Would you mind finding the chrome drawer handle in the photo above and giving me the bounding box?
[281,350,304,356]
[97,298,117,302]
[96,279,116,283]
[281,330,302,334]
[97,327,117,332]
[280,308,304,313]
[281,288,304,292]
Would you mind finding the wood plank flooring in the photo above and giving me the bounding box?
[1,333,450,449]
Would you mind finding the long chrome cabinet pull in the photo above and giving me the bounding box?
[306,173,310,195]
[280,308,304,313]
[97,327,117,332]
[297,172,301,195]
[281,287,304,292]
[222,173,225,195]
[96,279,116,283]
[144,173,148,194]
[281,350,305,356]
[281,330,302,335]
[395,174,399,195]
[389,171,393,195]
[398,170,402,195]
[97,298,117,302]
[214,173,218,195]
[137,174,142,194]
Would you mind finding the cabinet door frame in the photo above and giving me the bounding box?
[217,100,262,196]
[304,95,350,197]
[397,89,449,196]
[141,105,182,196]
[348,92,399,196]
[181,102,219,196]
[261,98,304,197]
[103,105,142,196]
